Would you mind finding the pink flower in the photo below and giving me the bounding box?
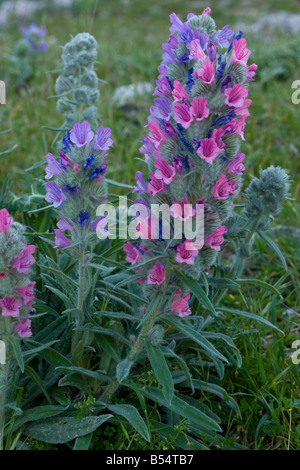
[202,7,211,16]
[235,98,252,117]
[94,216,110,238]
[59,151,72,168]
[70,122,94,148]
[0,209,13,233]
[45,153,62,180]
[73,164,80,172]
[17,282,36,306]
[172,80,188,102]
[212,174,237,200]
[15,317,32,338]
[173,103,193,129]
[11,242,36,274]
[190,97,210,121]
[194,60,215,84]
[227,152,245,175]
[154,157,175,184]
[123,241,142,265]
[205,226,228,251]
[171,197,195,221]
[148,122,167,149]
[0,296,22,317]
[53,229,71,248]
[231,38,251,67]
[148,172,166,197]
[170,289,192,317]
[212,128,225,149]
[188,39,206,61]
[173,156,183,174]
[224,83,248,108]
[247,63,257,81]
[175,240,199,265]
[147,262,166,285]
[196,137,221,164]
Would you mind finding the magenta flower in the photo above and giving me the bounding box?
[231,38,251,67]
[235,98,252,117]
[0,208,13,233]
[14,317,32,338]
[175,240,199,265]
[205,226,228,251]
[45,153,62,179]
[45,181,67,208]
[194,60,215,84]
[148,122,167,148]
[0,296,22,317]
[148,173,166,197]
[93,126,113,151]
[191,97,210,121]
[123,241,143,265]
[59,151,73,168]
[212,174,237,200]
[147,262,166,285]
[188,39,205,61]
[247,63,257,81]
[196,137,221,164]
[173,103,193,129]
[171,197,195,221]
[53,229,71,248]
[154,157,176,185]
[155,76,172,96]
[170,289,192,317]
[172,80,188,102]
[227,152,245,175]
[17,282,36,306]
[11,242,36,274]
[224,83,248,108]
[70,122,94,148]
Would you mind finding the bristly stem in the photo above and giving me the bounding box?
[0,342,9,451]
[71,243,86,363]
[100,263,171,402]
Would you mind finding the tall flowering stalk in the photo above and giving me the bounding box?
[44,121,113,361]
[100,7,257,402]
[0,209,36,449]
[54,33,100,132]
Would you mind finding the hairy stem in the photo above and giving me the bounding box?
[71,243,86,363]
[0,351,9,450]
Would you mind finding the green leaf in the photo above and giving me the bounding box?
[137,293,163,329]
[143,387,222,432]
[73,432,93,450]
[220,307,283,334]
[237,278,282,298]
[56,366,110,383]
[257,231,287,271]
[146,342,174,404]
[116,358,134,383]
[23,415,112,444]
[7,336,24,373]
[11,405,67,433]
[149,420,209,450]
[162,317,228,364]
[24,366,51,404]
[107,404,150,442]
[174,270,215,313]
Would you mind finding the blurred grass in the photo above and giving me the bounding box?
[0,0,299,450]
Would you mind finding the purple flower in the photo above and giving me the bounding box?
[78,211,90,228]
[134,171,148,194]
[212,25,234,48]
[70,122,94,148]
[151,97,172,120]
[193,31,209,50]
[59,151,73,168]
[57,218,73,231]
[45,153,62,179]
[178,23,193,43]
[169,13,184,34]
[93,126,113,151]
[54,229,71,248]
[45,182,67,208]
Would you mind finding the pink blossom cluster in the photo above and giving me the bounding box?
[0,209,36,338]
[123,8,255,318]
